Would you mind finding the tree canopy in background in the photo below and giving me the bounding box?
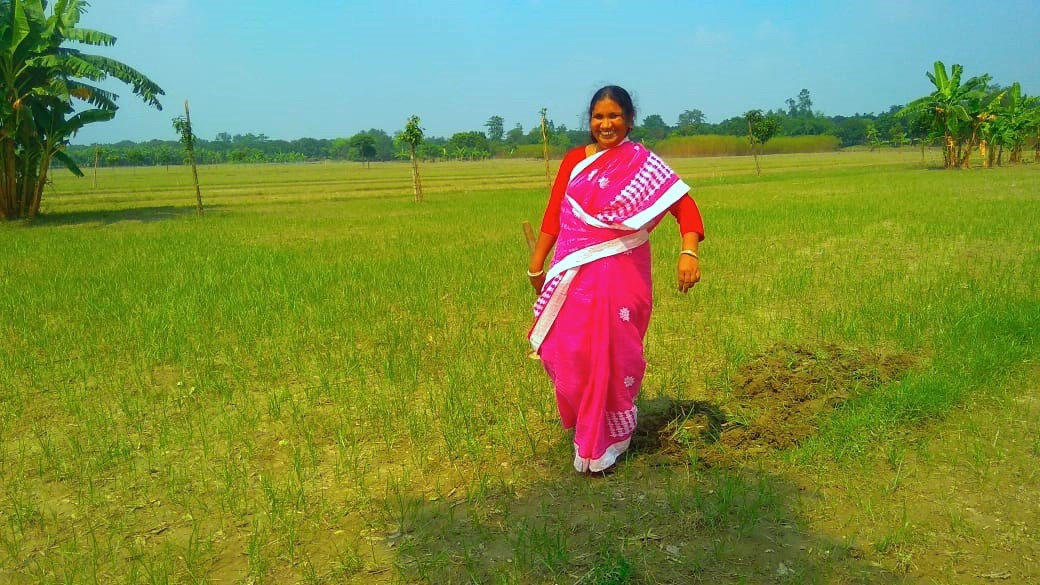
[744,109,782,174]
[484,115,504,143]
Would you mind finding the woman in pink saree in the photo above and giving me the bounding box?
[528,86,704,473]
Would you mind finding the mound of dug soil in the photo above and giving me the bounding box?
[636,343,917,467]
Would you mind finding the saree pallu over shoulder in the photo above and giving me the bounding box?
[529,141,690,473]
[529,141,689,352]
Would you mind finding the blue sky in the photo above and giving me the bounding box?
[73,0,1040,144]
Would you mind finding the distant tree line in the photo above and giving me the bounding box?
[67,81,1036,169]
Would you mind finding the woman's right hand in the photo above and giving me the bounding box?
[528,230,557,295]
[529,271,546,293]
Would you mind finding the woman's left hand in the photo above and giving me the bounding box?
[677,254,700,294]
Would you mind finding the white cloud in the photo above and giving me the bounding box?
[140,0,188,24]
[689,26,732,47]
[754,19,792,41]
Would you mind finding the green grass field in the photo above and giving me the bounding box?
[2,150,1038,584]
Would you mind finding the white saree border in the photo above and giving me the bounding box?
[569,146,607,180]
[569,142,691,233]
[621,178,690,231]
[544,206,649,282]
[529,230,647,351]
[529,269,575,351]
[574,436,632,473]
[565,195,616,230]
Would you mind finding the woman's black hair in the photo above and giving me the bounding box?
[588,85,636,143]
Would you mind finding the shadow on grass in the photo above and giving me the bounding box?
[28,205,209,227]
[630,397,727,457]
[365,342,925,582]
[375,398,897,584]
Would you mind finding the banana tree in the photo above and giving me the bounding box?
[898,61,987,168]
[25,100,112,215]
[0,0,163,220]
[1031,100,1040,162]
[979,113,1000,167]
[958,88,1004,169]
[978,84,1039,167]
[996,84,1036,164]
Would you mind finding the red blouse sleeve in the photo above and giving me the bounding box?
[669,194,705,241]
[539,147,588,236]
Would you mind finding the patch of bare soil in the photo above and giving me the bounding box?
[635,343,917,466]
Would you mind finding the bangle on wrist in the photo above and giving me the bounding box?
[680,249,699,259]
[526,268,545,277]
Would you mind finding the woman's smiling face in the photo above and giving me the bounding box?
[590,97,629,150]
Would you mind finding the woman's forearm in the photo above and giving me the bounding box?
[680,231,700,254]
[529,231,558,273]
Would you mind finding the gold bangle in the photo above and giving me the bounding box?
[526,268,544,277]
[680,249,699,259]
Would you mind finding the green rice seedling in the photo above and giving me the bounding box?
[885,460,906,496]
[279,511,302,566]
[885,441,906,471]
[464,468,497,513]
[965,436,993,482]
[0,530,22,571]
[575,549,633,585]
[328,537,364,579]
[289,442,309,488]
[181,520,212,584]
[142,547,174,585]
[873,506,913,555]
[30,422,59,478]
[511,402,539,458]
[217,455,247,517]
[707,537,727,564]
[946,507,973,540]
[266,386,284,420]
[3,486,41,539]
[331,423,361,478]
[298,553,319,585]
[246,518,271,584]
[382,470,423,537]
[695,473,737,531]
[510,518,570,577]
[258,473,286,526]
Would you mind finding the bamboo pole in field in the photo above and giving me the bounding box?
[184,101,204,216]
[522,219,541,360]
[529,110,552,362]
[410,144,423,203]
[540,108,551,191]
[522,220,536,255]
[747,117,762,176]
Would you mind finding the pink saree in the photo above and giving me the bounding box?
[530,140,690,472]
